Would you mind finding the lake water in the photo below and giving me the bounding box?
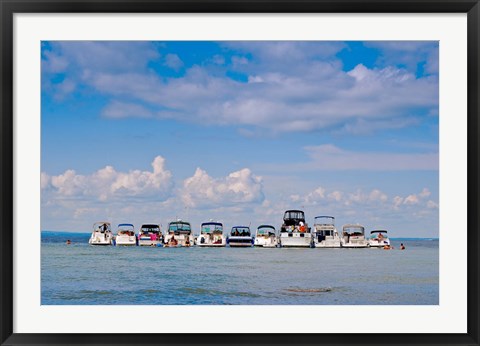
[41,232,438,305]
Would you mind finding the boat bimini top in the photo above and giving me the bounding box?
[231,226,251,236]
[117,223,134,234]
[314,216,335,225]
[93,221,111,232]
[256,225,276,236]
[283,210,305,223]
[201,222,223,233]
[342,224,365,235]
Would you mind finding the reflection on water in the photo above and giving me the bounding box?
[42,232,439,305]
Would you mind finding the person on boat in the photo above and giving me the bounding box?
[400,243,405,250]
[378,233,384,240]
[299,221,306,233]
[184,236,191,247]
[169,235,178,246]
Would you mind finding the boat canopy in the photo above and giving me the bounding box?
[283,210,305,221]
[314,216,335,225]
[343,224,365,235]
[257,225,276,235]
[370,230,388,234]
[231,226,251,236]
[118,223,134,228]
[201,222,223,233]
[93,222,111,231]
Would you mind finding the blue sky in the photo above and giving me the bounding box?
[41,41,439,236]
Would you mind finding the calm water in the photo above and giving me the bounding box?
[41,232,438,305]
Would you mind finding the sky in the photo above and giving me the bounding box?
[41,41,439,237]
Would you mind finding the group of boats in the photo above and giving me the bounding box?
[88,210,391,249]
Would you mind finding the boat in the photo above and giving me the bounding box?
[164,220,194,247]
[115,223,137,246]
[227,226,253,247]
[137,224,163,246]
[88,221,113,245]
[312,216,342,248]
[197,221,226,247]
[341,224,369,248]
[279,210,313,248]
[254,225,278,247]
[368,230,391,248]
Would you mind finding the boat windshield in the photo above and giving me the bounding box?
[343,226,365,235]
[231,227,250,236]
[201,223,223,233]
[257,226,275,235]
[284,210,305,220]
[314,216,335,225]
[169,222,191,232]
[140,225,160,233]
[370,230,388,238]
[117,224,134,235]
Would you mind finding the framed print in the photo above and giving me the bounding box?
[1,1,479,345]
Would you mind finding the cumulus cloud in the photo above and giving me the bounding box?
[42,41,438,135]
[164,53,184,71]
[181,167,264,209]
[42,156,173,202]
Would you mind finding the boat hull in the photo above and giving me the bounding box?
[115,235,137,246]
[89,232,113,246]
[197,234,226,247]
[254,236,278,248]
[228,236,253,247]
[279,233,313,248]
[368,239,391,248]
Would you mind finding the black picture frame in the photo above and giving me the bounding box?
[1,1,478,345]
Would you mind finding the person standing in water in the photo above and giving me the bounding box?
[400,243,406,250]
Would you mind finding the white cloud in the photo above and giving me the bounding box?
[102,100,153,118]
[304,144,438,171]
[164,53,184,71]
[181,167,264,209]
[43,42,438,135]
[42,156,173,202]
[403,194,420,205]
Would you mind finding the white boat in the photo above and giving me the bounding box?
[88,221,113,246]
[228,226,253,247]
[197,221,226,247]
[164,220,194,247]
[137,224,163,247]
[254,225,278,247]
[115,223,137,246]
[279,210,313,248]
[313,216,342,248]
[341,224,369,248]
[368,230,391,248]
